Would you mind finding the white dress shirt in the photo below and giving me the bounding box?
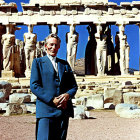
[47,54,58,73]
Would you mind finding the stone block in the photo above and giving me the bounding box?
[30,94,37,102]
[3,103,27,116]
[72,97,86,106]
[16,89,28,93]
[86,85,95,90]
[134,89,140,92]
[0,103,8,111]
[104,103,115,109]
[19,78,30,85]
[115,103,140,118]
[95,87,104,94]
[86,94,104,109]
[9,93,31,104]
[26,104,36,114]
[123,92,140,106]
[0,81,12,102]
[21,84,30,89]
[1,70,15,78]
[122,81,133,86]
[123,89,134,92]
[73,105,87,119]
[0,92,6,102]
[108,8,114,15]
[11,84,21,89]
[104,87,123,105]
[134,71,140,75]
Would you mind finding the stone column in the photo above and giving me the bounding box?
[66,24,79,71]
[1,25,15,77]
[24,24,37,78]
[0,25,6,77]
[95,24,107,76]
[49,24,58,34]
[118,24,130,75]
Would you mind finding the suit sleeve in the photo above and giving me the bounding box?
[30,59,54,104]
[65,63,78,99]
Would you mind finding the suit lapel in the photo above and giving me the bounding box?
[41,55,55,73]
[42,56,65,82]
[57,58,65,82]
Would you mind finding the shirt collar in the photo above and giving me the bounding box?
[47,53,56,61]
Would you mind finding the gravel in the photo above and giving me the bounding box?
[0,110,140,140]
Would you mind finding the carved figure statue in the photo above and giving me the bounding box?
[49,24,58,34]
[66,25,79,71]
[114,32,121,74]
[1,25,15,71]
[24,25,37,72]
[95,25,107,76]
[36,41,44,58]
[119,34,130,75]
[118,24,130,75]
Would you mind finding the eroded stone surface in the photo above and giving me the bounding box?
[115,103,140,118]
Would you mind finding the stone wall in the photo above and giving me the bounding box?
[0,76,140,118]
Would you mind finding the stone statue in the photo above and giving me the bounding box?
[95,25,107,76]
[49,24,58,34]
[114,32,121,75]
[24,25,37,77]
[1,25,15,71]
[66,24,79,71]
[119,34,130,75]
[36,41,44,58]
[85,24,97,75]
[118,24,130,75]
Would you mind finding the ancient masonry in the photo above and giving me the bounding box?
[0,0,140,118]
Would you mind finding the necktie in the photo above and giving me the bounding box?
[52,57,58,73]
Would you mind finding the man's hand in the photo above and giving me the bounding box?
[53,93,70,110]
[53,96,63,107]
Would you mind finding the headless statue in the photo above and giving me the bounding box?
[66,25,79,71]
[24,25,37,72]
[1,26,15,71]
[119,34,130,75]
[95,25,107,76]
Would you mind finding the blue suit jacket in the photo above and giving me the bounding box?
[30,55,78,118]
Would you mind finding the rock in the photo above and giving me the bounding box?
[122,81,133,86]
[0,103,8,111]
[0,81,12,102]
[30,94,37,102]
[9,93,31,104]
[72,97,86,106]
[123,92,140,106]
[0,92,5,102]
[3,103,27,116]
[115,103,140,118]
[86,94,104,109]
[104,103,115,109]
[104,87,122,105]
[73,105,87,119]
[26,104,36,114]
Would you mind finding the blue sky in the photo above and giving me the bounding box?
[4,0,140,70]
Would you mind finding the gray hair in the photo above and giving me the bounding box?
[45,33,61,45]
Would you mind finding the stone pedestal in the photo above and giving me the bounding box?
[134,71,140,75]
[25,70,31,78]
[1,70,15,78]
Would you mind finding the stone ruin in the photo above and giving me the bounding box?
[0,0,140,118]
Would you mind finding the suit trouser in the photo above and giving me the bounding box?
[36,116,69,140]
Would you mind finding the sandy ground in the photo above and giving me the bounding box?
[0,110,140,140]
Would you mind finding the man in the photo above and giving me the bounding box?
[30,33,78,140]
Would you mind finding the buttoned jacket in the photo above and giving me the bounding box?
[30,55,78,118]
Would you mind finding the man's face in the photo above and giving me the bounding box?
[45,37,60,57]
